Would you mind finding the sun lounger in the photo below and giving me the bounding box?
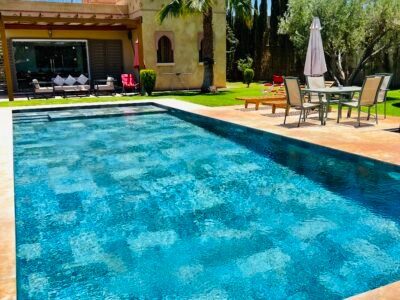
[236,95,287,112]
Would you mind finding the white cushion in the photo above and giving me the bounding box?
[77,74,88,85]
[54,86,65,92]
[96,85,114,91]
[53,75,65,86]
[32,79,40,89]
[65,75,76,86]
[36,87,53,93]
[106,77,114,87]
[63,86,80,92]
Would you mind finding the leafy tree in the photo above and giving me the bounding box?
[270,0,288,47]
[233,7,253,77]
[237,56,254,73]
[279,0,400,85]
[268,0,297,79]
[251,0,259,64]
[243,68,255,87]
[255,0,268,77]
[158,0,252,93]
[226,24,239,79]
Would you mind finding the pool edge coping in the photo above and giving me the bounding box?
[0,108,16,299]
[1,99,399,299]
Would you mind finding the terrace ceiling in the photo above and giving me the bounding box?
[0,1,138,30]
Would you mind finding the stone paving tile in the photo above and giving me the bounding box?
[0,109,16,300]
[187,105,400,166]
[347,281,400,300]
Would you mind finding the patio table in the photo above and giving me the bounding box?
[302,86,361,124]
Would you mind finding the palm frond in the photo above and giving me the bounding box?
[187,0,215,13]
[227,0,253,28]
[157,0,189,24]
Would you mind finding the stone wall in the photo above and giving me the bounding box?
[131,0,227,89]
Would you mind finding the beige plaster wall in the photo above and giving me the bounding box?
[133,0,227,89]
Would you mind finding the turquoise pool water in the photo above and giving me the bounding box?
[13,105,400,299]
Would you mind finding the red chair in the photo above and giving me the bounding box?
[272,75,284,85]
[121,74,139,94]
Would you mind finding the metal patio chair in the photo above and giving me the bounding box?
[337,76,384,126]
[375,73,393,119]
[306,75,326,103]
[283,77,322,127]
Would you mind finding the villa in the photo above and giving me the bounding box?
[0,0,227,100]
[0,1,400,300]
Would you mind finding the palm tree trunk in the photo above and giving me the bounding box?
[201,7,214,93]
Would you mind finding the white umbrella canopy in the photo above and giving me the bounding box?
[304,17,327,76]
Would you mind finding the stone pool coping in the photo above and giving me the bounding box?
[0,109,16,299]
[0,99,399,299]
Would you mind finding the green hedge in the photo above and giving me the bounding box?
[243,68,255,87]
[140,69,157,96]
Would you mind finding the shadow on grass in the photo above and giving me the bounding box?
[392,102,400,108]
[149,90,236,98]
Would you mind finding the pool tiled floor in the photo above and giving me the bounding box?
[0,99,399,299]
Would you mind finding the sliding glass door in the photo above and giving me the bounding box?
[13,40,89,90]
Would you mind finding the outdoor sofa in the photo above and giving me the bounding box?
[93,76,116,96]
[32,74,91,98]
[52,75,91,97]
[31,79,55,99]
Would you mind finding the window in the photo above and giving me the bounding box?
[199,39,204,63]
[157,36,174,63]
[13,40,89,90]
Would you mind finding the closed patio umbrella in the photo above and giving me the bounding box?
[304,17,327,76]
[134,40,140,69]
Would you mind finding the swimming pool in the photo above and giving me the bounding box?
[13,104,400,299]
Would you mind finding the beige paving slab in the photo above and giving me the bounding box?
[0,109,16,300]
[347,281,400,300]
[187,105,400,166]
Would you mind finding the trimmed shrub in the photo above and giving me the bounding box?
[243,68,255,87]
[140,69,157,96]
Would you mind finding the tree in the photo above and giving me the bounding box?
[226,23,239,79]
[251,0,259,66]
[279,0,400,85]
[268,0,297,79]
[255,0,268,77]
[158,0,252,93]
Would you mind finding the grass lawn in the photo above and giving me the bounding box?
[0,82,263,108]
[381,90,400,116]
[1,81,399,116]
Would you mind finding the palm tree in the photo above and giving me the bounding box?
[158,0,252,93]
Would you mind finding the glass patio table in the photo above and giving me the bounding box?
[302,86,362,125]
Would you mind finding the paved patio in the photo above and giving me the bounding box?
[0,100,399,299]
[192,104,400,166]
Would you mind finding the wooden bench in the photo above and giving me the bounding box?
[236,95,287,112]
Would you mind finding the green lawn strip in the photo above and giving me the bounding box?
[0,82,264,108]
[0,96,143,108]
[1,83,400,116]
